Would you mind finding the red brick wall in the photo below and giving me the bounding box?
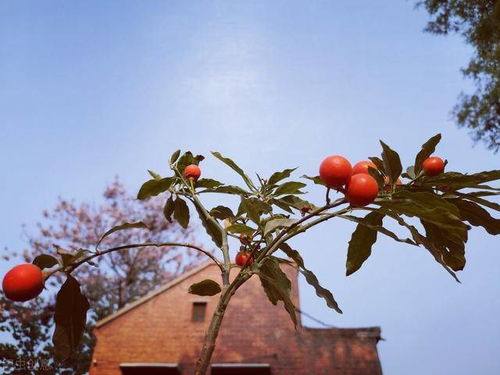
[90,263,382,375]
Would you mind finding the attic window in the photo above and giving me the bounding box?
[192,302,207,322]
[211,363,271,375]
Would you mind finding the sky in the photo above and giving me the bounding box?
[0,1,499,374]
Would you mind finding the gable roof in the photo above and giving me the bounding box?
[95,261,214,328]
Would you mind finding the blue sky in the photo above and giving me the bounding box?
[1,1,499,374]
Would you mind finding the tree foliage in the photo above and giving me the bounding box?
[0,179,202,374]
[417,0,500,152]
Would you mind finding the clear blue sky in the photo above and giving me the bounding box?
[1,1,499,374]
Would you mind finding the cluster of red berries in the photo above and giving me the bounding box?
[319,155,445,206]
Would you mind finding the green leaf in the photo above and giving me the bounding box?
[414,133,441,175]
[147,169,161,180]
[193,203,223,248]
[380,141,402,184]
[97,222,148,248]
[174,197,190,229]
[188,279,222,296]
[226,223,256,235]
[170,149,181,164]
[268,168,297,186]
[456,192,500,211]
[52,275,90,362]
[274,181,307,196]
[301,175,325,186]
[279,195,317,211]
[264,218,297,236]
[346,212,384,276]
[421,220,466,271]
[258,257,297,327]
[239,197,272,225]
[209,206,235,220]
[163,196,175,223]
[368,156,385,174]
[381,210,460,282]
[422,170,500,190]
[195,178,223,189]
[177,151,204,173]
[137,177,174,200]
[279,243,342,313]
[378,190,468,245]
[204,185,250,195]
[32,254,59,270]
[211,151,256,190]
[449,199,500,235]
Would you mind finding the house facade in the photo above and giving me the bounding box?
[90,262,383,375]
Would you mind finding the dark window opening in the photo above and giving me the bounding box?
[120,363,180,375]
[192,302,207,322]
[211,364,271,375]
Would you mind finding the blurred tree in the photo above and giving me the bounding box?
[417,0,499,152]
[0,179,204,374]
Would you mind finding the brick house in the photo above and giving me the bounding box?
[90,262,383,375]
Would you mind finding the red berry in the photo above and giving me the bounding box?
[352,160,377,175]
[183,164,201,181]
[422,156,445,177]
[235,252,254,267]
[2,264,44,302]
[346,174,379,206]
[319,155,352,188]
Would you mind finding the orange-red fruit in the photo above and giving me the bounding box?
[422,156,445,177]
[183,164,201,181]
[352,160,377,175]
[235,252,254,267]
[346,174,379,206]
[319,155,352,188]
[2,264,44,302]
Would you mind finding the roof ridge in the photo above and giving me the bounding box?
[95,260,216,328]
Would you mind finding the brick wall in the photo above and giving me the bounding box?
[90,263,382,375]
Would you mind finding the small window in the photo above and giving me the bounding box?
[211,364,271,375]
[192,302,207,322]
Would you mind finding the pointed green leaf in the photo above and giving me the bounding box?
[193,203,223,248]
[209,206,235,220]
[379,190,468,245]
[449,199,500,235]
[188,279,221,296]
[147,170,161,180]
[346,212,384,276]
[204,185,250,195]
[211,151,256,190]
[421,220,466,271]
[274,181,307,196]
[226,223,255,235]
[268,168,297,185]
[258,257,297,327]
[195,178,223,189]
[279,243,342,313]
[32,254,59,270]
[163,196,175,223]
[174,197,190,229]
[368,156,385,173]
[422,170,500,190]
[170,149,181,164]
[97,222,148,248]
[301,175,325,186]
[52,275,90,362]
[137,177,174,200]
[264,218,297,236]
[414,133,441,175]
[380,141,402,184]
